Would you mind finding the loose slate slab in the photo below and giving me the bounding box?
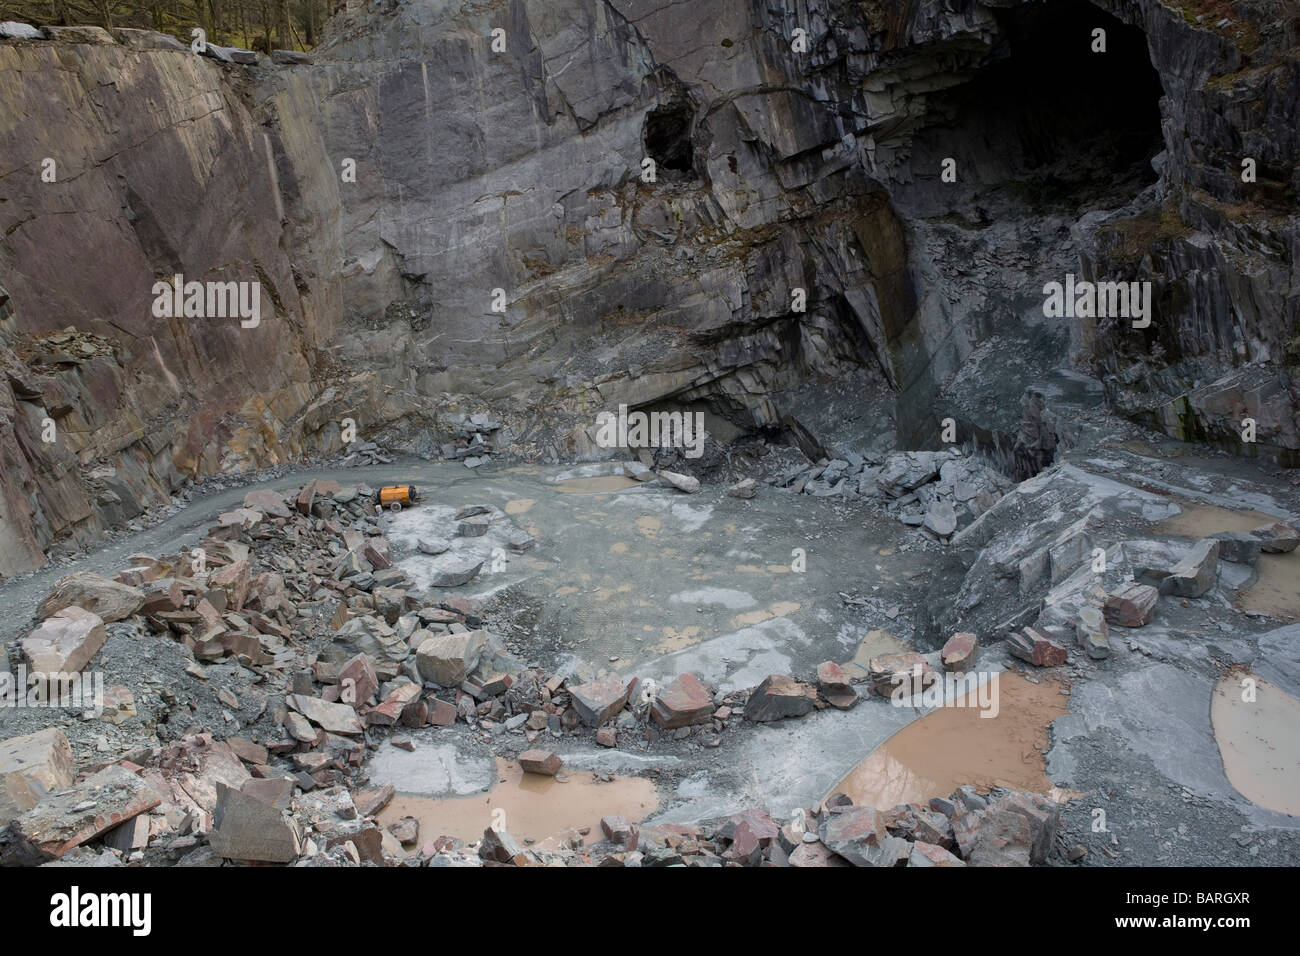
[0,728,75,824]
[286,694,365,735]
[650,673,715,728]
[9,765,161,861]
[209,782,301,862]
[429,558,483,587]
[568,674,630,726]
[744,674,817,722]
[37,571,144,622]
[659,471,700,493]
[416,630,488,686]
[21,606,107,679]
[1103,582,1158,627]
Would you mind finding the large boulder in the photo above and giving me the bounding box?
[415,630,488,686]
[21,606,107,679]
[0,728,75,825]
[37,571,144,622]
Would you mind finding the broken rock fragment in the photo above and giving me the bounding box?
[0,728,75,824]
[209,781,301,863]
[867,652,935,697]
[819,806,909,867]
[815,661,857,709]
[744,674,817,722]
[649,673,715,728]
[8,765,160,862]
[658,470,700,493]
[1168,538,1220,598]
[568,674,630,727]
[940,632,978,672]
[726,478,757,499]
[286,694,365,735]
[21,606,107,682]
[37,571,144,622]
[416,630,488,686]
[1006,627,1067,667]
[1252,521,1299,553]
[429,558,483,587]
[518,750,562,776]
[1074,606,1111,659]
[1103,582,1158,627]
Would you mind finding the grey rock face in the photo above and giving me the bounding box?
[1,0,1296,573]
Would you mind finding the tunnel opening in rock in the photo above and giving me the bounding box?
[909,0,1164,214]
[644,101,696,179]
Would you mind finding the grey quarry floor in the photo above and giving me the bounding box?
[2,418,1298,866]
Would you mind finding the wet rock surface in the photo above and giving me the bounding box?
[0,0,1298,875]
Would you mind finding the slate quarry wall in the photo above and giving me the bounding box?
[1,0,1296,573]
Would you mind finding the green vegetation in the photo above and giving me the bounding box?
[0,0,333,51]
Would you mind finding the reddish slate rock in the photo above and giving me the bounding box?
[427,697,457,727]
[600,815,636,847]
[37,571,145,623]
[364,537,393,570]
[243,489,291,517]
[480,825,526,863]
[908,841,966,866]
[0,728,75,825]
[140,578,184,614]
[569,674,630,726]
[210,782,302,862]
[400,701,428,727]
[518,749,562,776]
[819,806,910,867]
[744,674,817,722]
[8,765,161,861]
[21,606,107,680]
[650,673,715,728]
[966,807,1033,867]
[940,632,979,671]
[339,653,379,708]
[722,819,765,864]
[988,791,1060,864]
[296,480,317,516]
[365,683,421,726]
[816,661,858,709]
[867,652,936,697]
[226,737,269,766]
[210,559,251,612]
[718,808,779,846]
[595,727,617,748]
[325,825,384,864]
[1104,581,1159,627]
[1006,627,1068,667]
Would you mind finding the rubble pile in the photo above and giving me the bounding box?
[439,414,503,469]
[768,449,1011,542]
[9,468,1275,867]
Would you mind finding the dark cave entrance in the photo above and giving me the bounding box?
[910,0,1166,213]
[644,101,696,180]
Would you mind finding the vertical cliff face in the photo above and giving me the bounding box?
[0,36,332,574]
[1,0,1297,573]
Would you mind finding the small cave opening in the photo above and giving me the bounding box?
[908,0,1165,214]
[644,101,696,180]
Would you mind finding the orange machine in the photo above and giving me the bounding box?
[376,484,419,511]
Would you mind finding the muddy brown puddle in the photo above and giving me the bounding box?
[828,670,1071,810]
[1211,672,1300,816]
[376,759,658,852]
